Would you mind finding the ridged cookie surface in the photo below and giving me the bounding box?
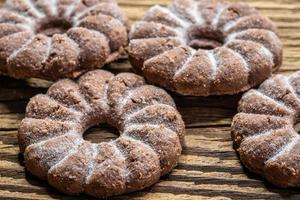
[18,70,185,198]
[0,0,128,80]
[232,71,300,188]
[128,0,282,96]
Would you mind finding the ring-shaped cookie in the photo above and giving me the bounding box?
[0,0,128,80]
[128,0,282,96]
[18,70,185,198]
[232,72,300,188]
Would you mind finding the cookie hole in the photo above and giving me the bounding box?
[36,17,73,37]
[83,124,119,144]
[187,25,224,50]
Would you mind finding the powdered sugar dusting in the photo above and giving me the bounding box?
[117,89,135,114]
[25,0,45,18]
[206,50,218,79]
[73,4,101,23]
[41,36,52,64]
[64,4,76,19]
[7,35,34,62]
[121,135,157,155]
[63,0,80,19]
[226,34,275,67]
[223,15,254,32]
[48,138,84,173]
[244,90,294,115]
[191,1,204,25]
[123,123,161,135]
[243,128,287,143]
[123,123,177,139]
[122,124,178,165]
[224,31,240,43]
[173,48,196,78]
[47,95,84,122]
[283,76,300,101]
[148,5,190,28]
[84,143,99,183]
[25,131,81,157]
[64,33,81,59]
[110,141,129,180]
[226,47,250,72]
[130,21,179,39]
[125,103,175,123]
[258,45,274,65]
[267,134,299,162]
[50,0,58,16]
[212,5,227,29]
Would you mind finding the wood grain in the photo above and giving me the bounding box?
[0,0,300,199]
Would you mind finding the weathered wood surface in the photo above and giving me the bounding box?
[0,0,300,199]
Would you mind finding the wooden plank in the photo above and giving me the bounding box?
[0,0,300,199]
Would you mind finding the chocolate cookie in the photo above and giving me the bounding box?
[0,0,128,80]
[232,72,300,188]
[18,70,185,198]
[128,0,282,96]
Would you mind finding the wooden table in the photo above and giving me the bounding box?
[1,0,300,199]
